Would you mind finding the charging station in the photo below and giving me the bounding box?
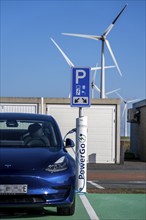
[76,115,88,192]
[71,67,91,193]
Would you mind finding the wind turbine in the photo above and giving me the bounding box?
[91,64,120,98]
[116,92,139,137]
[51,38,114,97]
[62,4,128,99]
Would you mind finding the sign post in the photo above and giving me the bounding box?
[71,67,91,193]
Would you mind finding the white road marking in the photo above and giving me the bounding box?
[128,181,146,184]
[79,194,100,220]
[87,180,105,189]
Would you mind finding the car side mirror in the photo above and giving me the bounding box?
[65,138,75,148]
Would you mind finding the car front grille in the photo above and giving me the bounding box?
[0,195,45,204]
[0,190,70,205]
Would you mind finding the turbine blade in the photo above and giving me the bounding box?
[92,63,98,84]
[91,66,101,71]
[62,33,101,41]
[93,70,97,83]
[103,4,128,36]
[91,65,115,71]
[127,99,139,104]
[106,88,120,95]
[103,24,114,37]
[104,65,115,69]
[122,103,127,117]
[51,38,74,68]
[94,84,100,93]
[115,92,125,101]
[91,88,94,99]
[105,39,122,76]
[112,4,128,25]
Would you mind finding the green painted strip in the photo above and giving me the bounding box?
[1,194,145,220]
[86,194,146,220]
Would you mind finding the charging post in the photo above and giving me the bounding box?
[76,109,87,192]
[71,67,91,193]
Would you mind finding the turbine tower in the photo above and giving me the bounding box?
[116,92,139,137]
[62,4,128,99]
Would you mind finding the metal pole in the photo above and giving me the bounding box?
[79,107,83,117]
[124,109,128,137]
[41,97,44,114]
[100,40,105,99]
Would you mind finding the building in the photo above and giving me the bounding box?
[128,99,146,161]
[0,97,121,164]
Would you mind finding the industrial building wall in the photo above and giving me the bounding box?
[0,103,38,113]
[0,97,121,163]
[47,104,116,163]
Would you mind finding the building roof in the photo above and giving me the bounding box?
[133,99,146,108]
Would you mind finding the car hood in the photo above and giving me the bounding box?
[0,147,64,171]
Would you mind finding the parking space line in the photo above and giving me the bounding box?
[79,194,100,220]
[128,181,146,184]
[87,180,105,189]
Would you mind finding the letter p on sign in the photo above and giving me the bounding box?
[76,70,86,84]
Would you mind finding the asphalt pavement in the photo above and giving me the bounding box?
[87,161,146,193]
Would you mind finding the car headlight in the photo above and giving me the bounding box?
[45,156,68,173]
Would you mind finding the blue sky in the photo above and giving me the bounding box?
[0,0,145,102]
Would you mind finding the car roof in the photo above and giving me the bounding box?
[0,112,54,121]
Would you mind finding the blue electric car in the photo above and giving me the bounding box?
[0,113,76,215]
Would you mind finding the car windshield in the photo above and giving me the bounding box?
[0,118,61,150]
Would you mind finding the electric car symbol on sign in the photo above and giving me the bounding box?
[0,113,76,216]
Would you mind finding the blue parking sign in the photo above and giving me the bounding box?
[71,67,91,107]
